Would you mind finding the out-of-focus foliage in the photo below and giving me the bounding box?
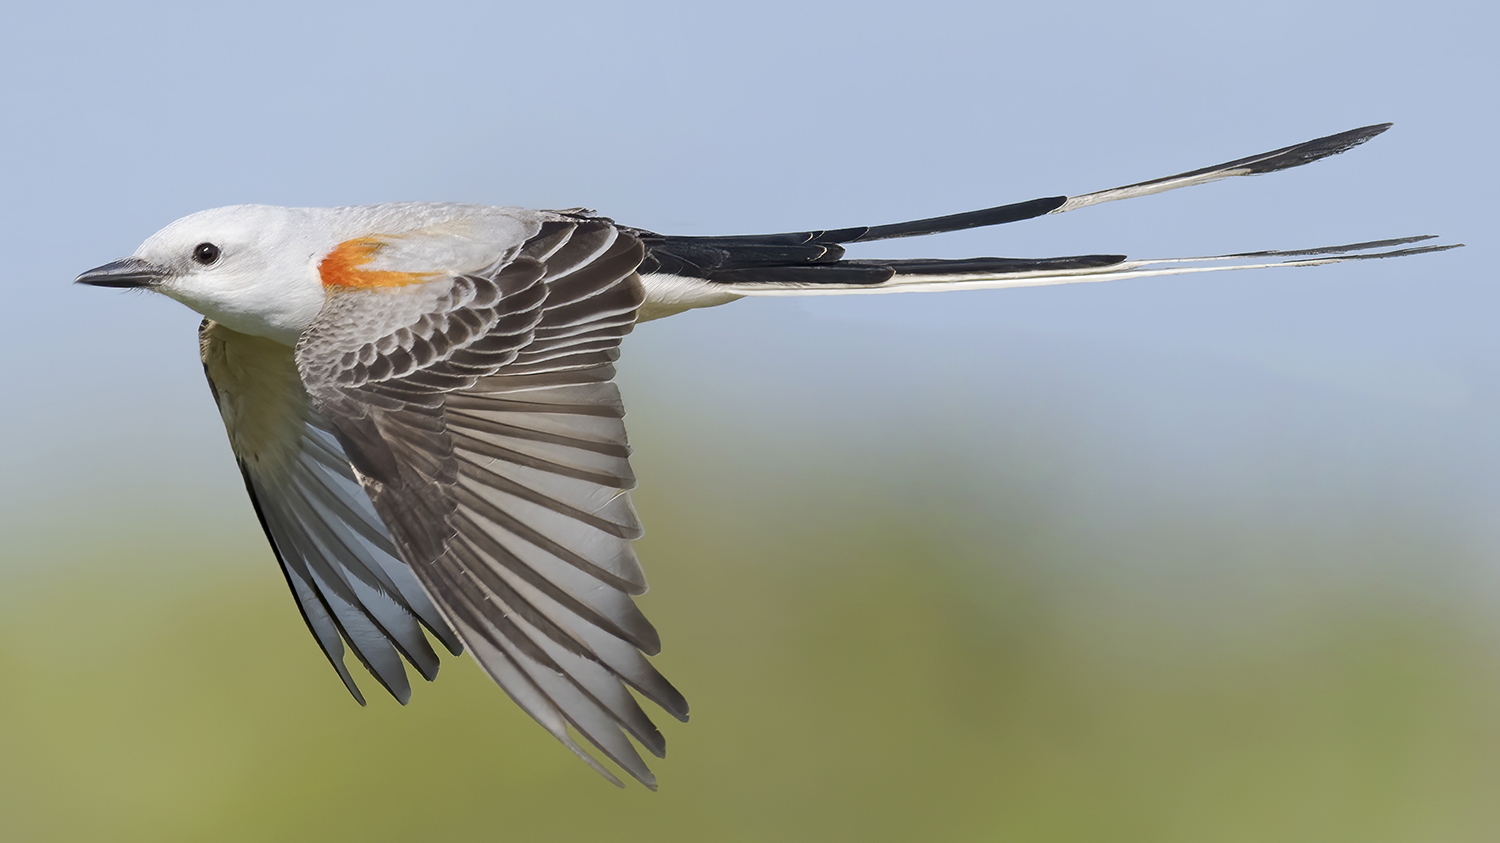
[3,430,1499,843]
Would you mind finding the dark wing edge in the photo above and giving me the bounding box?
[201,320,463,708]
[297,221,687,789]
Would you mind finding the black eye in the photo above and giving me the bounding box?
[193,243,221,265]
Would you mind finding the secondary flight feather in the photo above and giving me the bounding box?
[76,123,1459,788]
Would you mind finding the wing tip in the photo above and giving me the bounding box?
[343,679,369,707]
[359,659,413,705]
[651,683,690,724]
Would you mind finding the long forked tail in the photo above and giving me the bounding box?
[631,124,1460,305]
[730,235,1459,297]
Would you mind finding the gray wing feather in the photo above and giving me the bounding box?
[238,451,428,704]
[237,420,466,701]
[297,218,685,787]
[203,320,465,707]
[243,477,368,705]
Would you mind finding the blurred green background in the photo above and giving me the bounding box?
[6,325,1500,841]
[3,0,1497,839]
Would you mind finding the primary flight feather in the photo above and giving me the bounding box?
[76,123,1458,788]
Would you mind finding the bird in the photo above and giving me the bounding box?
[76,123,1457,789]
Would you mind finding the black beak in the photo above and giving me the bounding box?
[75,257,168,288]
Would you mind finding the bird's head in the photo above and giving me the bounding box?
[76,204,333,344]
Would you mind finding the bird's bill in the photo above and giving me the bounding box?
[75,257,167,288]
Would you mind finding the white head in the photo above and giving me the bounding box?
[77,204,333,344]
[77,202,540,345]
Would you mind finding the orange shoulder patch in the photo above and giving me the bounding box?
[319,237,437,289]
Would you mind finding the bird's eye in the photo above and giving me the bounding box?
[193,243,221,265]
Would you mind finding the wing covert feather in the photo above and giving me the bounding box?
[296,218,683,787]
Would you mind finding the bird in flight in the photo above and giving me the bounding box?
[76,123,1457,788]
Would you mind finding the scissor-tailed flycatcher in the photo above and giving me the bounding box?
[76,124,1457,788]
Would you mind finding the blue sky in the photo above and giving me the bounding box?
[0,0,1494,573]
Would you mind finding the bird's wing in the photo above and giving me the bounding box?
[201,321,464,705]
[296,215,685,789]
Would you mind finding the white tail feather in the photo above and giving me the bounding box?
[717,237,1460,298]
